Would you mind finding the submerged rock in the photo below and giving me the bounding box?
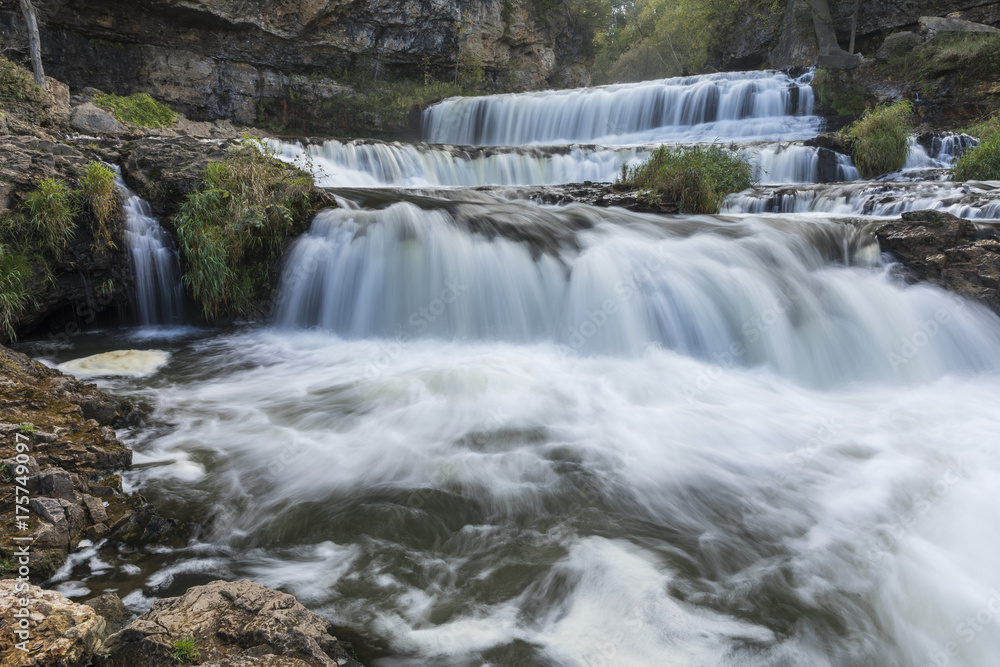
[96,579,364,667]
[877,210,1000,314]
[0,580,108,666]
[58,349,170,379]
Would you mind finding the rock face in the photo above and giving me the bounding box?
[877,210,1000,314]
[0,580,108,667]
[720,0,1000,70]
[0,0,591,134]
[97,580,364,667]
[0,343,186,579]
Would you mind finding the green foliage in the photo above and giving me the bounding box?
[965,114,1000,143]
[176,138,313,319]
[842,101,913,179]
[18,422,37,434]
[952,137,1000,181]
[93,92,177,129]
[0,248,33,340]
[0,55,44,106]
[593,0,780,83]
[618,144,757,213]
[23,177,77,256]
[78,161,123,250]
[876,32,1000,94]
[170,636,201,664]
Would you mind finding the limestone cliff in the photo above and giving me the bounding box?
[717,0,1000,70]
[0,0,591,133]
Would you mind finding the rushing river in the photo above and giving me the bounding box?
[32,69,1000,666]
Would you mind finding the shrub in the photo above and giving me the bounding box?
[952,137,1000,181]
[618,144,757,213]
[169,636,201,664]
[0,247,33,340]
[78,161,123,249]
[23,177,76,256]
[93,92,177,129]
[843,101,913,179]
[176,138,313,319]
[965,114,1000,143]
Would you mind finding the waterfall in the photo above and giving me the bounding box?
[117,173,184,325]
[422,70,819,146]
[276,201,1000,386]
[270,138,859,188]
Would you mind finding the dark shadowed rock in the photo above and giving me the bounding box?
[877,210,1000,314]
[875,32,924,61]
[84,592,133,635]
[96,579,364,667]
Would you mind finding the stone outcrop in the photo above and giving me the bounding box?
[0,343,187,579]
[96,580,363,667]
[0,580,108,667]
[0,0,592,135]
[877,210,1000,314]
[719,0,1000,71]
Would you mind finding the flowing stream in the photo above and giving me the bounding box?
[38,70,1000,667]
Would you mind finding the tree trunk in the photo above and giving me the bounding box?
[19,0,47,91]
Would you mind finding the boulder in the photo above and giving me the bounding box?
[875,31,924,61]
[96,579,363,667]
[69,103,127,136]
[84,592,133,635]
[919,15,1000,35]
[877,210,1000,314]
[0,580,107,667]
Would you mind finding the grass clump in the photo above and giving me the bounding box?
[617,144,757,214]
[965,114,1000,143]
[169,635,201,664]
[842,101,913,179]
[176,138,313,319]
[94,92,177,129]
[0,55,44,106]
[23,177,77,256]
[952,137,1000,181]
[0,247,34,340]
[78,161,123,250]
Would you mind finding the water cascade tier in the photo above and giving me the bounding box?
[117,172,184,325]
[422,70,820,146]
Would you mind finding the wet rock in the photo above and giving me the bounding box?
[97,580,364,667]
[875,32,924,62]
[84,592,132,635]
[69,103,127,136]
[877,210,1000,313]
[0,580,108,666]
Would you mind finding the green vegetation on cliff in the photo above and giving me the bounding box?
[94,92,177,129]
[176,140,314,319]
[0,247,34,340]
[77,161,123,251]
[842,102,913,179]
[23,177,77,257]
[0,54,44,107]
[953,138,1000,181]
[876,32,1000,93]
[618,144,756,213]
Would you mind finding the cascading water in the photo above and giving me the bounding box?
[423,70,819,146]
[48,68,1000,667]
[116,173,184,325]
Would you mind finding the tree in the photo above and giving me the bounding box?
[19,0,47,90]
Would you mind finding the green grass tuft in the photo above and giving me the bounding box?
[965,114,1000,143]
[0,248,34,341]
[94,92,177,129]
[22,177,77,256]
[169,635,201,664]
[78,161,123,250]
[952,137,1000,181]
[843,101,913,179]
[617,144,757,214]
[176,138,313,319]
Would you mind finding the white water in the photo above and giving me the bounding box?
[271,138,860,188]
[117,174,183,325]
[423,70,819,146]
